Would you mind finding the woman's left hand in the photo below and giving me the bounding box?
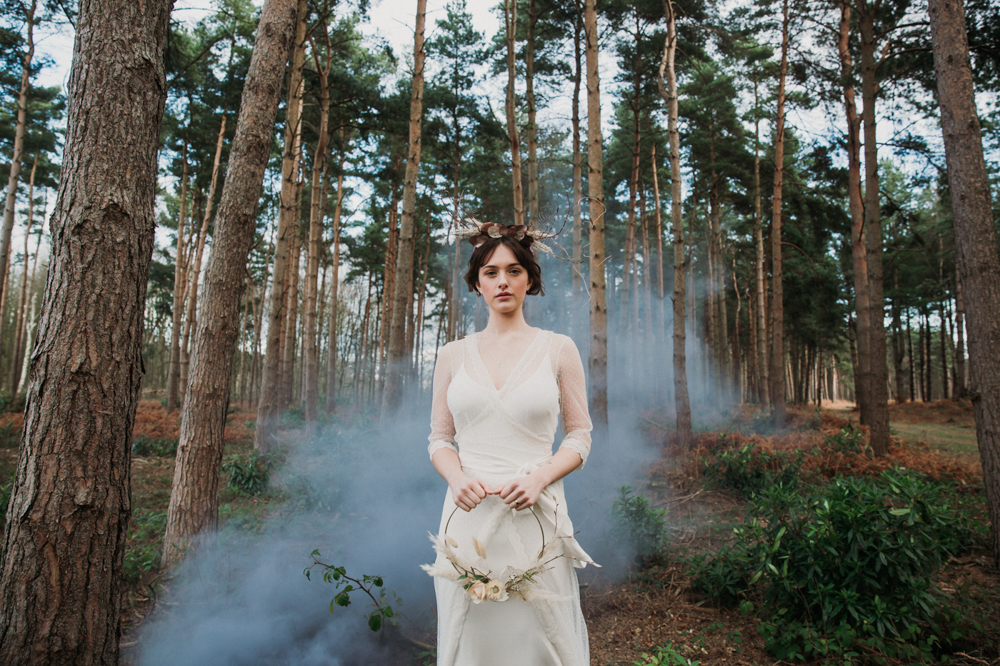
[497,473,548,510]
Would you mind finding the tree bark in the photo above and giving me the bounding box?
[955,275,967,396]
[0,0,36,321]
[571,8,584,340]
[752,69,768,404]
[585,0,608,430]
[651,145,666,342]
[303,27,332,425]
[280,183,302,407]
[928,0,1000,560]
[859,0,891,455]
[181,114,227,409]
[325,132,347,413]
[769,0,790,426]
[659,0,690,447]
[0,1,171,662]
[8,155,37,394]
[162,0,298,568]
[254,0,307,451]
[525,0,538,223]
[381,0,426,417]
[840,0,872,423]
[503,0,524,226]
[166,140,189,413]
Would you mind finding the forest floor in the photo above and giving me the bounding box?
[0,398,996,665]
[582,399,996,665]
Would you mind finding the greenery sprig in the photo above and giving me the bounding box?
[304,550,395,632]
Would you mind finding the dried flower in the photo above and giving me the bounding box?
[485,580,508,602]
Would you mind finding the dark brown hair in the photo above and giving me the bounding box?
[463,236,544,296]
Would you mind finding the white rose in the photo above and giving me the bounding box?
[468,580,488,604]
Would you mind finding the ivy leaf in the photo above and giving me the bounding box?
[368,614,382,632]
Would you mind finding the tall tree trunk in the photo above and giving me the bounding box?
[769,0,790,426]
[381,174,400,380]
[930,0,1000,563]
[651,145,666,343]
[8,155,37,394]
[892,269,907,402]
[325,132,347,413]
[414,224,431,378]
[525,0,538,223]
[280,178,303,407]
[381,0,425,417]
[303,29,332,425]
[0,0,36,319]
[12,209,41,396]
[571,9,584,339]
[254,1,306,448]
[858,0,891,455]
[925,310,933,400]
[585,0,608,430]
[955,275,967,396]
[181,114,227,409]
[166,141,189,413]
[659,0,690,447]
[0,1,171,661]
[753,70,768,404]
[502,0,524,226]
[939,297,950,400]
[907,308,916,401]
[162,0,298,568]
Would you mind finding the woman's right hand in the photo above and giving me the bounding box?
[449,474,494,512]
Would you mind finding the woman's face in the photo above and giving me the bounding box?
[477,242,532,314]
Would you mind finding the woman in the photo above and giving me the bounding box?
[426,223,594,665]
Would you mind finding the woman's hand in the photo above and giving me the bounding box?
[449,475,494,512]
[497,472,548,511]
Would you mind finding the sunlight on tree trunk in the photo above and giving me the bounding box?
[659,0,691,448]
[584,0,607,431]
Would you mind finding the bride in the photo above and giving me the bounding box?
[426,222,594,665]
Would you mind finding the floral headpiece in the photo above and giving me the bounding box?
[455,217,558,257]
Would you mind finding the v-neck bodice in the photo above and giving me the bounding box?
[468,328,545,394]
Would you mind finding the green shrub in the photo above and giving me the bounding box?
[690,468,972,661]
[131,435,178,457]
[0,391,24,414]
[632,642,701,666]
[123,509,167,582]
[823,424,868,455]
[703,443,803,497]
[612,486,669,563]
[0,422,19,448]
[222,453,274,495]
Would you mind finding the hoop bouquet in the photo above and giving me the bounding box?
[421,503,588,604]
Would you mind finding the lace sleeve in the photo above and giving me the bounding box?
[428,342,459,460]
[555,335,592,468]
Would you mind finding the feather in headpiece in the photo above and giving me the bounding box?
[454,217,560,257]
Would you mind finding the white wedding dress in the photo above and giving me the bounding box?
[427,329,594,666]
